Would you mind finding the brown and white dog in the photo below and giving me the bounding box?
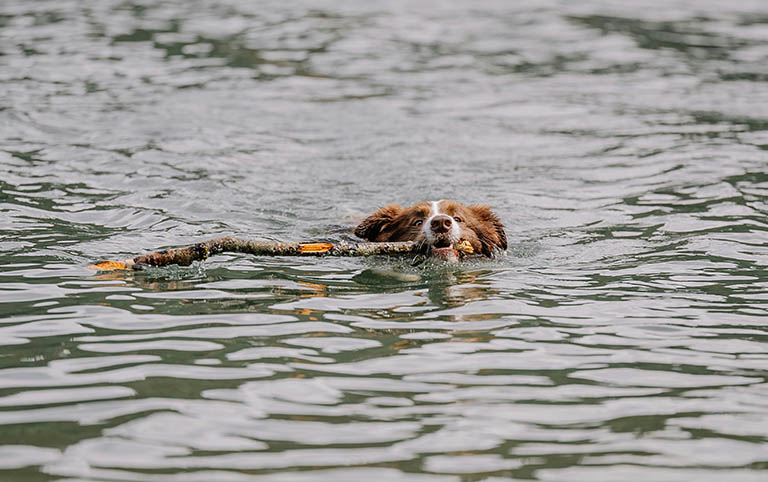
[354,200,507,262]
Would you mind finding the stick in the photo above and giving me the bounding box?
[87,236,423,271]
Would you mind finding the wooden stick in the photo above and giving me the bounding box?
[87,236,423,271]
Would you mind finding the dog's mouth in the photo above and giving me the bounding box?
[429,246,459,261]
[432,237,452,249]
[412,237,473,265]
[427,235,461,261]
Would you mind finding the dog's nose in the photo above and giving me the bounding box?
[430,215,453,233]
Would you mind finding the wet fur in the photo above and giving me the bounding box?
[355,200,507,257]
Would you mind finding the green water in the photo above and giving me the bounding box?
[1,0,767,480]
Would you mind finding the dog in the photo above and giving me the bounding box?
[354,200,507,262]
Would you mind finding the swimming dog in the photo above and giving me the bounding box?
[354,200,506,262]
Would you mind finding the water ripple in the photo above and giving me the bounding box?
[1,0,768,480]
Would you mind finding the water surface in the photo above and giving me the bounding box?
[1,0,768,480]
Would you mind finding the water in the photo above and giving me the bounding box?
[2,0,768,480]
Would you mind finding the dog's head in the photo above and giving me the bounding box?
[354,200,507,260]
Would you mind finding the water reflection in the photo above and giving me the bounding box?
[1,0,768,480]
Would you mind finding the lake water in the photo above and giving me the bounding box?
[1,0,767,480]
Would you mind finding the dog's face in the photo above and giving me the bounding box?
[354,200,507,259]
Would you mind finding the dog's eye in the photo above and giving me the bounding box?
[453,216,462,223]
[413,219,423,226]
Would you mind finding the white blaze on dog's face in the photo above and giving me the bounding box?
[422,200,462,260]
[425,200,460,245]
[354,200,507,259]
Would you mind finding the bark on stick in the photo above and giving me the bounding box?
[88,236,422,271]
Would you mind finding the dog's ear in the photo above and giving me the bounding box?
[354,205,402,241]
[467,205,507,256]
